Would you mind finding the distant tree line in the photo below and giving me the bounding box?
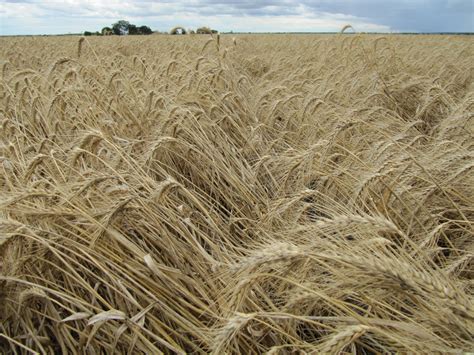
[170,26,218,35]
[84,20,221,37]
[84,20,153,36]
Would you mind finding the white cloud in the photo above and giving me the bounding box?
[0,0,471,35]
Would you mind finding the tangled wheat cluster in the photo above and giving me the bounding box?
[0,34,473,353]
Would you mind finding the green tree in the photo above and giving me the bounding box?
[139,25,153,35]
[128,24,138,35]
[112,20,130,35]
[101,26,112,35]
[196,26,212,34]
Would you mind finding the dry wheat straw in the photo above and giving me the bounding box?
[317,325,370,354]
[0,33,472,354]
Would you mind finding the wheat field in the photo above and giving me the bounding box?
[0,34,473,354]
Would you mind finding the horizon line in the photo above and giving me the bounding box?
[1,31,473,37]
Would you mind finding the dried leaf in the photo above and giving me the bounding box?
[61,312,91,322]
[88,310,126,325]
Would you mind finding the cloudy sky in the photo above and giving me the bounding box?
[0,0,473,35]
